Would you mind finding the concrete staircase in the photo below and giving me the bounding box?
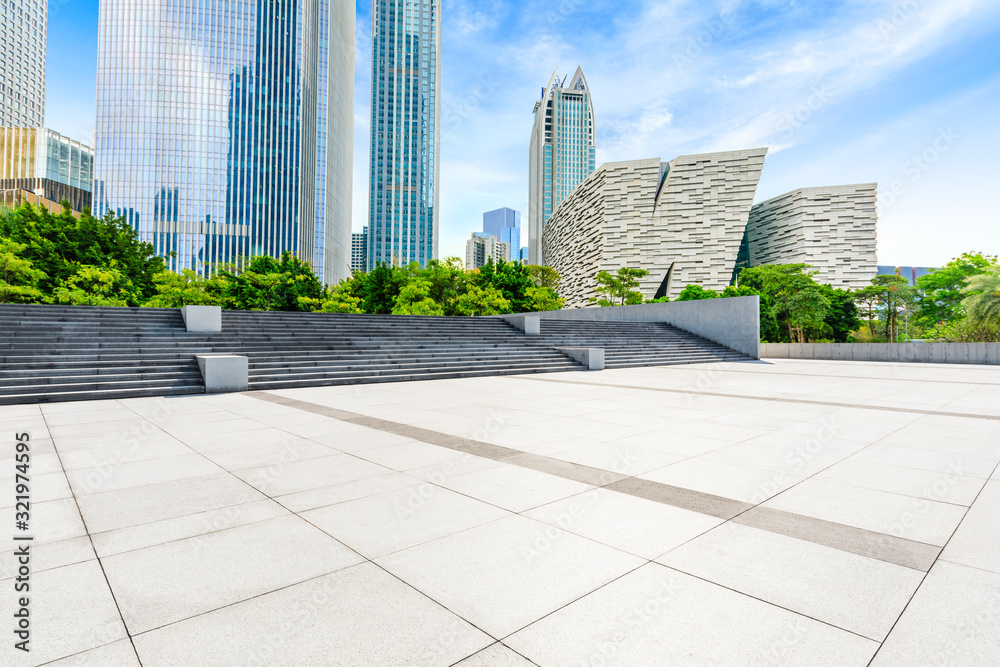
[0,305,751,404]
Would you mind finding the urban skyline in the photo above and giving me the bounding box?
[25,0,1000,270]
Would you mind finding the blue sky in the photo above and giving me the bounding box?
[47,0,1000,267]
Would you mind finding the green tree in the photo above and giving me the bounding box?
[0,203,166,304]
[591,267,649,307]
[738,264,829,342]
[962,267,1000,325]
[219,252,323,311]
[526,286,564,312]
[781,287,831,343]
[527,265,561,291]
[317,279,364,314]
[867,274,919,342]
[474,259,536,312]
[818,285,861,343]
[144,269,223,308]
[417,258,469,314]
[357,263,406,314]
[676,284,719,301]
[50,264,132,306]
[722,284,781,342]
[0,237,46,303]
[915,252,999,326]
[451,284,511,316]
[393,279,444,316]
[854,284,882,338]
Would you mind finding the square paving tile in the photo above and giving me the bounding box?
[940,479,1000,573]
[439,463,594,512]
[101,515,363,633]
[303,484,509,558]
[524,487,721,560]
[377,514,643,638]
[657,522,924,640]
[3,560,127,666]
[638,458,804,504]
[46,640,141,666]
[131,563,492,666]
[505,563,878,666]
[233,453,390,496]
[871,561,1000,666]
[761,478,968,546]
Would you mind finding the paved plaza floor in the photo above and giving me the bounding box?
[2,359,1000,665]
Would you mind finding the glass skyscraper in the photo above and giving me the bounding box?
[0,127,94,211]
[482,207,521,257]
[528,67,595,265]
[0,0,46,126]
[368,0,441,268]
[93,0,355,284]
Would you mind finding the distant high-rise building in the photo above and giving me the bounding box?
[528,67,595,265]
[0,0,45,126]
[368,0,441,269]
[93,0,355,284]
[483,207,521,255]
[877,265,935,286]
[519,247,529,263]
[0,127,93,211]
[465,232,510,270]
[352,227,369,273]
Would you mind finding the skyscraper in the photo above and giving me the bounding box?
[528,67,595,265]
[93,0,355,284]
[0,0,46,126]
[368,0,441,269]
[482,207,521,256]
[465,232,510,270]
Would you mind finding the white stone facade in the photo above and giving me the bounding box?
[746,184,878,291]
[542,149,767,308]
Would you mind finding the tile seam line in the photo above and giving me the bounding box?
[515,376,1000,421]
[248,392,939,572]
[865,454,1000,665]
[36,402,146,667]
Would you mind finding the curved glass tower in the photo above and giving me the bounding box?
[368,0,441,268]
[93,0,354,284]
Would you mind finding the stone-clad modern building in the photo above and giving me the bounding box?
[543,149,767,308]
[1,0,46,127]
[745,184,878,290]
[528,67,595,265]
[1,127,93,212]
[93,0,355,284]
[368,0,442,269]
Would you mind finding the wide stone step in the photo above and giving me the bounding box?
[0,385,205,406]
[248,364,586,390]
[0,376,204,397]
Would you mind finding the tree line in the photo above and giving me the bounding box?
[0,203,561,316]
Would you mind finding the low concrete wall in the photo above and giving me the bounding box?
[761,343,1000,366]
[497,297,761,359]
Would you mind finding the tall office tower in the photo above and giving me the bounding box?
[93,0,355,284]
[352,227,369,273]
[482,207,521,255]
[368,0,441,269]
[0,127,93,211]
[528,67,595,265]
[0,0,45,126]
[465,232,510,270]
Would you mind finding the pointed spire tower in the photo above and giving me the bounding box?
[528,66,596,265]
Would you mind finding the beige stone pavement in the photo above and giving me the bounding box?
[2,358,999,665]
